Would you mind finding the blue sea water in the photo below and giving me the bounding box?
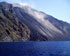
[0,41,70,56]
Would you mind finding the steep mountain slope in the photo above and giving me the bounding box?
[0,2,70,41]
[12,3,70,41]
[0,2,30,42]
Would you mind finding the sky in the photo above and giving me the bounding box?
[0,0,70,23]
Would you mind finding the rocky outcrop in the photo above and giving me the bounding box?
[0,2,70,41]
[0,2,30,42]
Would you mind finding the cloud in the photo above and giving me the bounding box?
[19,0,36,8]
[19,2,29,6]
[1,0,36,8]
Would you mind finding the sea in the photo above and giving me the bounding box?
[0,41,70,56]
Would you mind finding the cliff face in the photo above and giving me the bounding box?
[0,2,30,42]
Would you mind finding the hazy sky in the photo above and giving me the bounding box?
[0,0,70,23]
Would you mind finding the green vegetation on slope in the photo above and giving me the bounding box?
[0,7,30,42]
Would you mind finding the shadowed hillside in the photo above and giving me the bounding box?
[0,2,70,41]
[0,2,30,42]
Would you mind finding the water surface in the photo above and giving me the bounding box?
[0,41,70,56]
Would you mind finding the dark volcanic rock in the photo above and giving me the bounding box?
[0,2,30,42]
[0,2,70,41]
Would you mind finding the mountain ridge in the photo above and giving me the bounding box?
[0,2,70,41]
